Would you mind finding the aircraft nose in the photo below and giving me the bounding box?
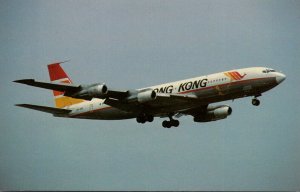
[276,73,286,84]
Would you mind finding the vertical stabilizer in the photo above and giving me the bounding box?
[48,62,84,108]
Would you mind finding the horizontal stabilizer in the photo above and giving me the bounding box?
[15,104,71,115]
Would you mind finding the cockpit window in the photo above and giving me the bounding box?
[262,69,276,73]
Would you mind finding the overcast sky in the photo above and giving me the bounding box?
[1,0,300,190]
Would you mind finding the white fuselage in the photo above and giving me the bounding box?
[64,67,285,120]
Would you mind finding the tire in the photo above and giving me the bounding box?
[162,120,168,128]
[136,117,142,123]
[252,99,260,106]
[173,120,180,127]
[166,122,171,128]
[147,115,154,122]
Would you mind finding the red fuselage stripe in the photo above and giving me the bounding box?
[179,77,272,94]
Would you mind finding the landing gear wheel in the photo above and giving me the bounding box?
[136,114,154,124]
[147,115,154,122]
[162,120,171,128]
[173,120,180,127]
[162,119,180,128]
[252,98,260,106]
[136,116,142,123]
[138,118,146,124]
[162,113,181,128]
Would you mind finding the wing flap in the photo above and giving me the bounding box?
[15,104,71,115]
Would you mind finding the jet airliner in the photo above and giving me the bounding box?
[14,62,286,128]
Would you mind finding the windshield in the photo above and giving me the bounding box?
[262,68,276,73]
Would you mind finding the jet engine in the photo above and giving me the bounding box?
[127,90,157,103]
[137,90,157,103]
[70,83,108,100]
[193,106,232,122]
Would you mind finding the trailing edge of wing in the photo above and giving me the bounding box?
[15,104,71,115]
[13,79,80,92]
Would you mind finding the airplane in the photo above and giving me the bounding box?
[14,62,286,128]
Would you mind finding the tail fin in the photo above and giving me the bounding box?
[48,62,84,108]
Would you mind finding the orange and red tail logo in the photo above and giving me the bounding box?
[224,71,246,81]
[48,63,84,108]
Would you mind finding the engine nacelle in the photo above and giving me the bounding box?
[137,90,157,103]
[194,106,232,122]
[127,90,157,103]
[72,84,108,99]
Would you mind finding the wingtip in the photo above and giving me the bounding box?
[13,79,34,84]
[15,104,26,108]
[15,104,25,107]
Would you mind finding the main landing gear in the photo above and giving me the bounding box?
[252,94,261,106]
[136,113,180,128]
[136,113,154,124]
[162,115,180,128]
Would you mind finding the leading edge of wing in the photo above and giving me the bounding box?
[13,79,80,92]
[155,93,199,103]
[15,104,71,115]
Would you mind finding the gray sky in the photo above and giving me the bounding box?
[1,0,299,190]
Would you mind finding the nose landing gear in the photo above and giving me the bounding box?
[252,94,261,106]
[252,98,260,106]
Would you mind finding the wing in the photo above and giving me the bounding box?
[14,79,128,100]
[15,104,71,115]
[147,93,207,117]
[104,92,205,116]
[14,79,80,92]
[175,104,208,116]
